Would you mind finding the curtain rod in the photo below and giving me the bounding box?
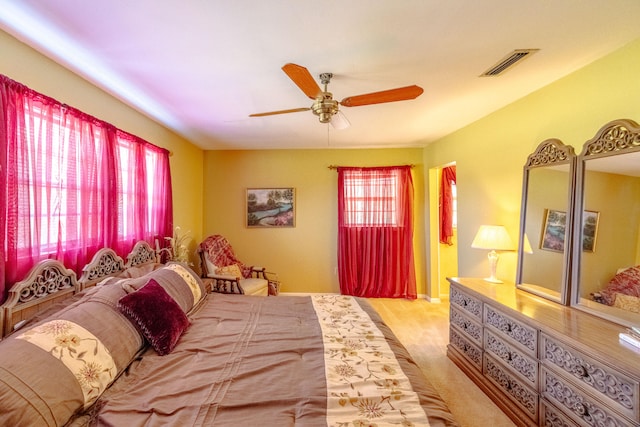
[328,164,414,170]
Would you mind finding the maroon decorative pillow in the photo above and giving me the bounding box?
[117,279,190,355]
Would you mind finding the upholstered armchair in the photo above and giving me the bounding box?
[197,235,276,296]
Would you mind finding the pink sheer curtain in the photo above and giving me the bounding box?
[337,166,416,299]
[439,166,457,244]
[114,130,173,255]
[0,74,172,303]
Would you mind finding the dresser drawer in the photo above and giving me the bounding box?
[449,327,482,370]
[484,354,538,421]
[484,304,537,356]
[450,306,483,346]
[541,334,638,422]
[541,367,636,427]
[540,399,580,427]
[450,285,483,321]
[484,329,538,388]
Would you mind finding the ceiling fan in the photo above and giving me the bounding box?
[249,63,424,129]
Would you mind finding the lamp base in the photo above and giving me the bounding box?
[485,250,502,283]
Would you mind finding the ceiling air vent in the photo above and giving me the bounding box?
[480,49,539,77]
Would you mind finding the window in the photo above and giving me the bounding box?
[1,73,172,301]
[341,168,402,227]
[337,166,417,299]
[13,107,169,254]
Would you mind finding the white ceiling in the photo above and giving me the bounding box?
[2,1,640,150]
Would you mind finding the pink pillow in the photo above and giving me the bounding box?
[118,279,190,355]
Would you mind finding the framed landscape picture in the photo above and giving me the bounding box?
[540,209,567,252]
[540,208,599,253]
[581,210,599,252]
[246,188,295,228]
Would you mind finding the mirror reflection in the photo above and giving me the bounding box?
[517,139,575,303]
[573,119,640,326]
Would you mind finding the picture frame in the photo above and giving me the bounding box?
[540,209,566,252]
[540,208,600,253]
[246,188,295,228]
[581,210,599,253]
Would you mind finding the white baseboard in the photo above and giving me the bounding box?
[422,294,441,303]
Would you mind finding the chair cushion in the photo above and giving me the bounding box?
[240,278,269,296]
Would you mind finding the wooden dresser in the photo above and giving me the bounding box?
[447,277,640,427]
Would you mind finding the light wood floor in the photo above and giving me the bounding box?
[367,298,515,427]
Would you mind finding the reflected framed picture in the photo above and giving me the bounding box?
[540,208,599,253]
[582,210,599,253]
[246,188,295,228]
[540,209,566,252]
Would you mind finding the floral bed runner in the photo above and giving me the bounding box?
[312,295,430,427]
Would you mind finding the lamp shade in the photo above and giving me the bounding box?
[471,225,515,251]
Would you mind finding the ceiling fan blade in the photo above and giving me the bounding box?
[340,85,424,107]
[330,110,350,130]
[282,63,322,99]
[249,107,310,117]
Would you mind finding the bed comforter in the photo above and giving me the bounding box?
[70,294,457,427]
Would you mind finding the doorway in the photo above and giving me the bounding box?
[428,163,458,300]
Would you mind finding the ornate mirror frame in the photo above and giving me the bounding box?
[571,119,640,327]
[516,139,576,304]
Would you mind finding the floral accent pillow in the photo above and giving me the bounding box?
[215,264,243,279]
[17,319,117,408]
[165,263,202,303]
[118,279,190,355]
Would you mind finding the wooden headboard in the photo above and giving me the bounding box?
[1,259,78,337]
[78,248,126,289]
[0,241,158,338]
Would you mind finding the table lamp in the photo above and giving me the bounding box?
[471,225,515,283]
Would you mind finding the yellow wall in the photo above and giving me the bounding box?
[424,37,640,283]
[439,229,458,296]
[0,30,205,262]
[3,25,640,297]
[579,171,640,297]
[203,149,425,294]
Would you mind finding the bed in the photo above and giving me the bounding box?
[591,265,640,313]
[0,242,458,427]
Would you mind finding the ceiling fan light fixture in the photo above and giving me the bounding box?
[311,94,339,123]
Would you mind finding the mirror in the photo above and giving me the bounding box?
[517,139,576,304]
[572,119,640,327]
